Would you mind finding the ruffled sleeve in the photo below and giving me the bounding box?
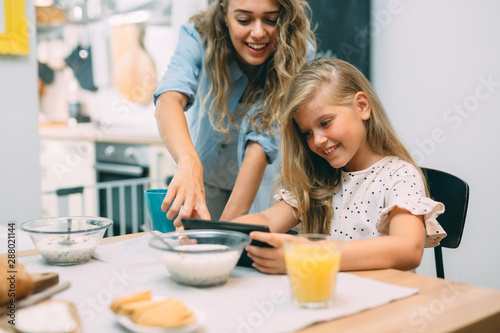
[274,189,303,233]
[274,189,298,209]
[376,197,447,248]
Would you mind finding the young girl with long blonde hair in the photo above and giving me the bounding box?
[234,58,446,273]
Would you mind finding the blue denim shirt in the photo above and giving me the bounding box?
[154,23,314,211]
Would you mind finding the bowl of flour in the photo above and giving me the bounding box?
[149,230,251,287]
[21,216,113,265]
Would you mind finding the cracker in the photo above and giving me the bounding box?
[132,298,196,328]
[116,300,160,316]
[110,289,151,313]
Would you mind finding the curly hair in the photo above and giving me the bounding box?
[280,57,427,234]
[189,0,316,139]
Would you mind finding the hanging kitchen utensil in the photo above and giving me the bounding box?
[111,22,157,105]
[35,5,66,26]
[65,44,98,92]
[38,62,55,84]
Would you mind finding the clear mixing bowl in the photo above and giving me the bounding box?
[149,229,251,287]
[21,216,113,265]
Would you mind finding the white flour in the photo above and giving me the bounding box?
[161,244,241,287]
[36,235,98,265]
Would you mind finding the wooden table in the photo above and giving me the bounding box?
[16,233,500,333]
[299,269,500,333]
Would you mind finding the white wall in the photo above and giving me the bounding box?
[0,0,41,226]
[371,0,500,289]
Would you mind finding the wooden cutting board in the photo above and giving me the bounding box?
[32,272,59,294]
[0,258,59,304]
[111,23,157,105]
[0,272,60,320]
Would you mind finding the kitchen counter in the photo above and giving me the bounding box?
[39,122,163,145]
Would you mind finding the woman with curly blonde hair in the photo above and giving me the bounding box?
[154,0,316,225]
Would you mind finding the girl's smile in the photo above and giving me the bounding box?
[323,143,340,156]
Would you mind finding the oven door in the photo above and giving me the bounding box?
[95,162,149,236]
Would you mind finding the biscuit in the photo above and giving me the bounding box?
[110,289,151,313]
[115,300,160,316]
[132,298,196,328]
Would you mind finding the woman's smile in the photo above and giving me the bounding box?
[246,42,269,55]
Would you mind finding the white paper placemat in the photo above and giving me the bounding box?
[19,234,419,333]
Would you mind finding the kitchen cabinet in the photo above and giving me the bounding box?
[39,130,176,219]
[149,143,176,186]
[40,138,96,217]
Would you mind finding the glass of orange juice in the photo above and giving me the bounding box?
[284,234,341,308]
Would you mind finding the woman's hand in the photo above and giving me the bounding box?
[155,92,211,228]
[162,155,211,227]
[245,232,295,274]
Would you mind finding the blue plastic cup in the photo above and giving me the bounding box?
[144,189,176,233]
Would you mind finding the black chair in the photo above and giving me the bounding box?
[421,168,470,279]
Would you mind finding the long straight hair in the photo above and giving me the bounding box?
[280,58,427,234]
[190,0,316,139]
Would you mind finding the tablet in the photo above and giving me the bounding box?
[181,218,271,268]
[181,218,270,234]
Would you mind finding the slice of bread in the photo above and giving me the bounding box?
[0,258,34,305]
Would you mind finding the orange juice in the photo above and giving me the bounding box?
[284,237,341,308]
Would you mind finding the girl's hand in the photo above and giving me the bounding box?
[246,232,295,274]
[161,156,211,228]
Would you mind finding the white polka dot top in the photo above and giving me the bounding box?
[275,156,447,248]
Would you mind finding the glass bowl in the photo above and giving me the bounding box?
[20,216,113,265]
[149,230,251,287]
